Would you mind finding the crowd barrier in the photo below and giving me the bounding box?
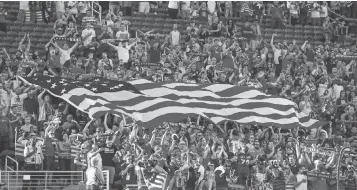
[1,156,110,190]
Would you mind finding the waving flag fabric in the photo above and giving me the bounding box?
[141,169,166,190]
[240,1,254,16]
[19,76,326,129]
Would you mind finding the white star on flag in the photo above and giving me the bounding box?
[46,80,51,83]
[51,83,57,89]
[114,84,124,89]
[85,84,90,87]
[59,80,65,84]
[110,87,114,90]
[63,83,68,86]
[94,79,100,82]
[91,88,97,91]
[101,84,107,86]
[61,89,66,94]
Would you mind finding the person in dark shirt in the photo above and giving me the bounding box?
[75,110,89,131]
[215,160,229,190]
[100,141,117,188]
[147,42,162,63]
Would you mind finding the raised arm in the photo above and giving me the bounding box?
[106,42,118,50]
[270,34,276,51]
[18,33,27,50]
[2,47,10,60]
[45,36,55,51]
[82,120,94,135]
[301,40,308,51]
[149,129,157,147]
[128,39,138,49]
[69,42,80,52]
[37,89,46,103]
[26,32,31,53]
[51,41,62,51]
[103,113,110,132]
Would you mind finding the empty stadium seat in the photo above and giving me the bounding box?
[39,38,49,44]
[6,31,18,37]
[33,27,44,33]
[3,36,13,43]
[9,25,21,32]
[18,31,26,37]
[12,20,24,26]
[35,43,43,50]
[21,26,33,32]
[44,27,55,33]
[9,48,17,54]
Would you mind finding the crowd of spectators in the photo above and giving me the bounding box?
[2,1,357,190]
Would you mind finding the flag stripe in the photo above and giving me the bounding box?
[129,79,279,99]
[69,93,297,114]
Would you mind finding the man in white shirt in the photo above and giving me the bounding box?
[87,144,104,170]
[207,1,216,26]
[170,24,181,47]
[106,39,138,63]
[270,34,282,74]
[86,158,105,190]
[11,86,32,114]
[52,41,79,66]
[81,23,96,47]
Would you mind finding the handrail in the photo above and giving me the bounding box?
[5,156,18,172]
[0,170,109,190]
[5,155,19,190]
[1,170,84,189]
[91,1,102,23]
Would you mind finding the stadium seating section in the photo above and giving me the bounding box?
[1,1,356,58]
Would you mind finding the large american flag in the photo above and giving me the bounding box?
[18,76,326,129]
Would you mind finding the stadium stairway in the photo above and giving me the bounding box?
[0,1,355,58]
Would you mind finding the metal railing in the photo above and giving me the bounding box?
[0,170,109,190]
[91,1,102,23]
[5,156,19,189]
